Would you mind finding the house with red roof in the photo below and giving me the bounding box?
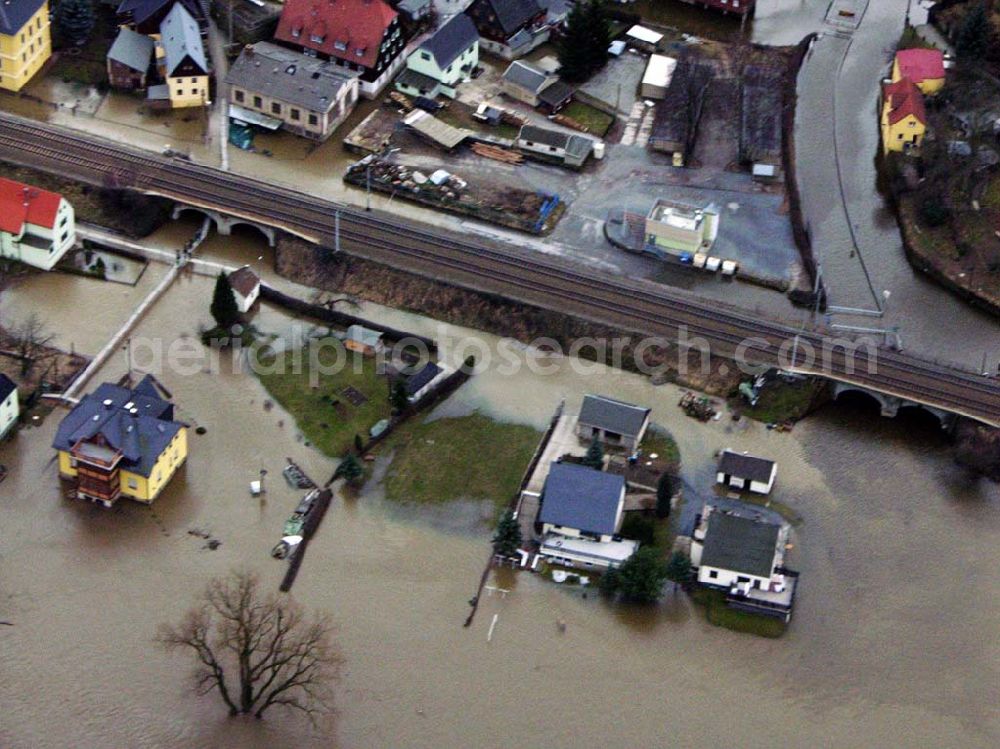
[881,77,927,155]
[274,0,407,98]
[892,48,945,95]
[0,177,75,270]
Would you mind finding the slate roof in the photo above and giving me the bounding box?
[108,27,155,73]
[895,48,944,84]
[0,177,63,234]
[0,374,16,403]
[474,0,542,36]
[226,42,358,113]
[518,123,569,148]
[404,361,441,396]
[160,2,207,76]
[578,395,650,438]
[538,462,625,536]
[52,375,184,478]
[717,449,775,483]
[420,13,477,71]
[883,77,926,126]
[275,0,398,71]
[700,511,780,578]
[502,60,549,94]
[0,0,45,35]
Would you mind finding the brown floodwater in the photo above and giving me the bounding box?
[0,224,997,748]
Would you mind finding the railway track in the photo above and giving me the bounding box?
[1,112,997,426]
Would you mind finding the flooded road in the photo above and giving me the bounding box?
[0,224,998,748]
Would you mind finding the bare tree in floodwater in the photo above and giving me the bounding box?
[8,313,54,376]
[157,571,341,722]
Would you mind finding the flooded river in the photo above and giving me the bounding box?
[0,223,998,748]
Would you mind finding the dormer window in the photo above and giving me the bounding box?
[311,33,326,44]
[333,40,348,51]
[291,25,302,39]
[355,47,365,58]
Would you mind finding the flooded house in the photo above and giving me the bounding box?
[147,2,210,109]
[690,503,798,622]
[395,13,478,100]
[576,394,651,453]
[0,177,76,271]
[226,265,260,313]
[716,449,777,495]
[0,374,18,440]
[52,376,188,507]
[537,462,637,570]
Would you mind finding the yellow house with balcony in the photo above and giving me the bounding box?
[53,375,189,507]
[0,0,52,92]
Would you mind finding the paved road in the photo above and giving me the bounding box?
[1,111,998,426]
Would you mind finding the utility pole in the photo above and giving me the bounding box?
[366,162,372,212]
[334,210,340,253]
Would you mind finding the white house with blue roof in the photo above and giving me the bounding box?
[395,13,479,99]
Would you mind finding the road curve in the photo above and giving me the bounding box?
[0,112,997,427]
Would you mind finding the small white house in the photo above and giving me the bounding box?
[576,394,651,452]
[716,449,777,495]
[0,374,20,440]
[396,13,479,99]
[227,265,261,314]
[0,177,76,271]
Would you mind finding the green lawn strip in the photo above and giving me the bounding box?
[641,426,680,469]
[690,588,787,638]
[740,378,825,424]
[561,101,614,137]
[255,339,391,457]
[381,412,541,511]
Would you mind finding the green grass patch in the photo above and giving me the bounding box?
[740,377,825,424]
[255,338,391,457]
[561,101,614,137]
[691,588,787,638]
[641,427,680,469]
[381,412,541,510]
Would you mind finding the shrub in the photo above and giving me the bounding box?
[918,193,950,228]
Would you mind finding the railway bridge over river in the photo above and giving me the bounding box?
[1,113,997,428]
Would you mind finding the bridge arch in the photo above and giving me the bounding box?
[832,383,952,429]
[170,205,276,246]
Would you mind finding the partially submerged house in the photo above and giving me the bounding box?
[227,265,261,313]
[537,462,636,569]
[107,26,155,91]
[716,449,777,495]
[576,394,651,453]
[0,374,18,440]
[690,503,798,621]
[396,13,479,99]
[516,124,594,169]
[466,0,549,60]
[147,2,210,109]
[644,199,719,257]
[53,375,189,507]
[344,324,385,356]
[275,0,406,99]
[226,42,360,140]
[0,177,76,271]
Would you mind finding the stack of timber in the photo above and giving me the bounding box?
[471,142,524,164]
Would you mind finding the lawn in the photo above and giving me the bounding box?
[740,376,826,424]
[435,101,520,140]
[255,337,392,457]
[561,101,614,137]
[380,412,541,511]
[690,588,787,638]
[641,426,680,470]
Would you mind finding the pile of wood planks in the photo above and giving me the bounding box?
[471,142,523,164]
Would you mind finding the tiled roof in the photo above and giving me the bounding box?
[0,0,45,36]
[538,462,624,536]
[276,0,398,71]
[578,394,651,438]
[883,77,926,126]
[895,48,945,83]
[420,13,477,71]
[0,177,63,234]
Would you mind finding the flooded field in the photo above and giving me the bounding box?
[0,224,998,748]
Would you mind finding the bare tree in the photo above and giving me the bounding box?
[9,313,54,376]
[157,571,341,722]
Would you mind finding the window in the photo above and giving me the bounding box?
[708,570,718,579]
[128,478,139,490]
[312,33,326,44]
[234,89,244,103]
[191,77,197,83]
[253,95,263,108]
[308,113,318,126]
[420,51,431,61]
[290,108,300,121]
[271,102,281,115]
[177,89,184,96]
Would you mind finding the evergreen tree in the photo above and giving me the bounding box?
[210,272,240,329]
[492,509,522,557]
[557,0,611,82]
[665,551,692,587]
[354,433,365,454]
[582,436,605,470]
[655,471,678,519]
[58,0,96,48]
[389,379,409,415]
[957,1,990,59]
[337,453,364,485]
[614,547,668,603]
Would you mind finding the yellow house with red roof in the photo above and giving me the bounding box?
[0,0,51,92]
[881,77,927,155]
[891,48,945,96]
[0,177,76,270]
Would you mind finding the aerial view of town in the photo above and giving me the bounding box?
[0,0,998,746]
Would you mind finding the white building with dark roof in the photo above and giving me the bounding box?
[517,124,595,169]
[396,13,478,99]
[576,394,651,452]
[226,42,360,140]
[716,449,777,495]
[148,2,209,108]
